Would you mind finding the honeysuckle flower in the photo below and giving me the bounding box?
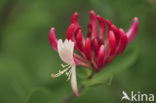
[49,10,139,96]
[51,39,79,96]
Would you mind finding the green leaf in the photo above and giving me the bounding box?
[83,48,139,87]
[25,88,54,103]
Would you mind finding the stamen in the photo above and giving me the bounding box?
[51,64,72,78]
[66,70,72,81]
[61,64,69,68]
[66,72,69,76]
[51,73,55,78]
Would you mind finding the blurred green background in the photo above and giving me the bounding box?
[0,0,156,103]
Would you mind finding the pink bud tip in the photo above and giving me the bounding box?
[105,19,112,28]
[71,12,79,24]
[49,28,58,51]
[126,17,139,43]
[66,24,75,42]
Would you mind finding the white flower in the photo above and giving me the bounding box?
[51,39,80,96]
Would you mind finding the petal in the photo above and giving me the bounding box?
[57,39,75,64]
[71,64,80,97]
[126,17,139,43]
[49,28,58,51]
[97,15,105,40]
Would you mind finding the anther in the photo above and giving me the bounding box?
[51,73,55,78]
[61,64,69,68]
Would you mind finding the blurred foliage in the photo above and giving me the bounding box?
[0,0,156,103]
[26,88,53,103]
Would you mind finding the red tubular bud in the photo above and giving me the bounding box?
[106,31,116,57]
[90,10,98,39]
[93,39,99,56]
[85,38,92,61]
[111,25,120,44]
[115,28,128,54]
[71,12,81,37]
[106,20,120,44]
[66,24,76,42]
[76,29,84,51]
[97,15,105,40]
[49,28,58,51]
[97,45,105,71]
[106,20,119,43]
[126,17,139,43]
[71,12,79,25]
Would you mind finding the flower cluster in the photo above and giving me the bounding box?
[49,10,138,96]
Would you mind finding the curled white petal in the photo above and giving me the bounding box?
[71,64,80,97]
[56,39,80,96]
[57,39,75,65]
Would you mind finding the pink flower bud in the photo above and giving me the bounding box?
[126,17,139,43]
[76,29,84,51]
[71,12,79,25]
[49,28,58,51]
[97,45,105,71]
[106,30,116,57]
[90,10,98,39]
[97,15,105,40]
[115,28,128,54]
[93,39,100,56]
[85,38,92,61]
[66,24,76,42]
[71,12,81,35]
